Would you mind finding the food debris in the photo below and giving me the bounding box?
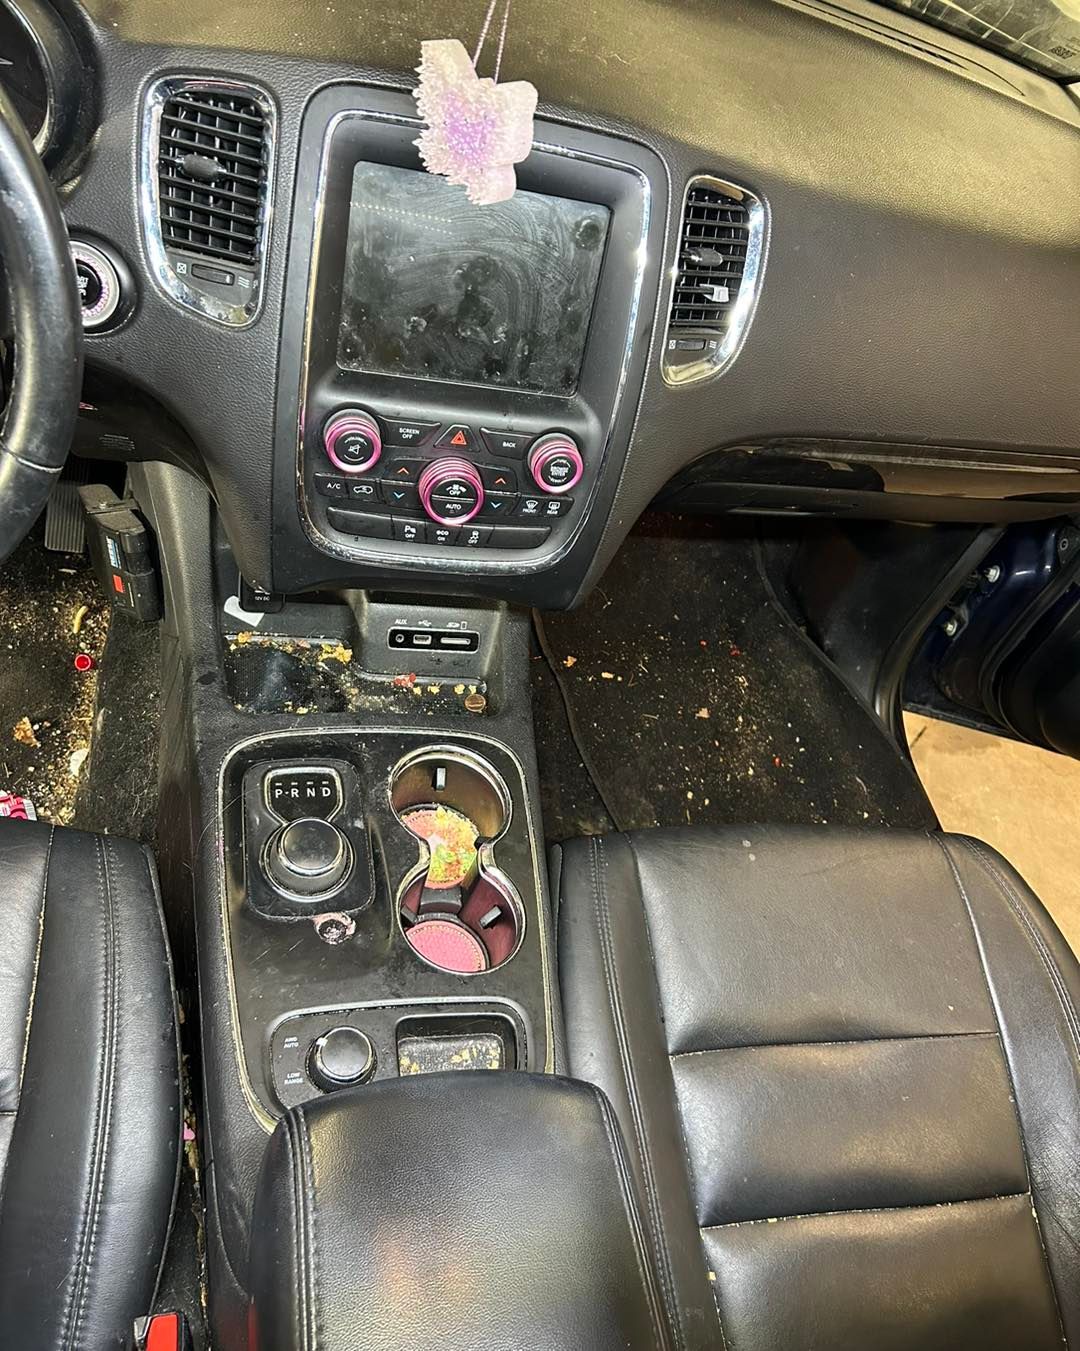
[71,604,89,636]
[13,717,39,748]
[68,747,89,777]
[600,671,616,680]
[696,707,710,719]
[392,672,418,688]
[563,655,577,668]
[318,642,352,664]
[234,630,254,645]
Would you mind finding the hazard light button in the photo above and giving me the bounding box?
[434,424,476,451]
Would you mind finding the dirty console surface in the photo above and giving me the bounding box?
[221,728,555,1122]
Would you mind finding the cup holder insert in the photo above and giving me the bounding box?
[389,747,523,975]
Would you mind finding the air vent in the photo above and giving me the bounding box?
[142,78,276,327]
[663,175,766,386]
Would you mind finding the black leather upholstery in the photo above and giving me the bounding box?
[557,826,1080,1351]
[0,819,181,1347]
[248,1072,671,1351]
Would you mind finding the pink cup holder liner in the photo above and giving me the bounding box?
[404,917,490,974]
[400,872,521,975]
[390,748,524,976]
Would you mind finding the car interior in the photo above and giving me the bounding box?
[0,0,1078,1346]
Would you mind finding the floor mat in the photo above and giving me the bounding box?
[71,611,161,845]
[0,527,109,824]
[0,526,160,838]
[533,514,935,838]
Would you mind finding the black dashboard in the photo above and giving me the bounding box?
[8,0,1080,606]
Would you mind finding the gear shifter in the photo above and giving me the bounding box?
[263,817,352,900]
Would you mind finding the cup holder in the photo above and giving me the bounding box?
[390,746,524,975]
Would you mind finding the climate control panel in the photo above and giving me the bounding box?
[309,407,584,552]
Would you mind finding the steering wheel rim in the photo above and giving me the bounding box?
[0,81,83,563]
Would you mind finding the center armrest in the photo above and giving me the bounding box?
[247,1072,670,1350]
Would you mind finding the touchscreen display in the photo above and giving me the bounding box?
[336,162,610,397]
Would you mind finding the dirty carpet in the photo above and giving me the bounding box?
[533,514,935,838]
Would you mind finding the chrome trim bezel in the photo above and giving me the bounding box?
[295,107,654,576]
[216,726,556,1132]
[138,74,277,328]
[661,174,769,387]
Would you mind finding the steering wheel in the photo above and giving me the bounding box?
[0,82,83,564]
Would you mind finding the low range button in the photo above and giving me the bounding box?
[479,428,531,459]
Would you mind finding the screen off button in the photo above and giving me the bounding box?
[383,419,438,448]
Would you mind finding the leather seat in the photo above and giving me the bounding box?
[556,825,1080,1351]
[0,819,181,1346]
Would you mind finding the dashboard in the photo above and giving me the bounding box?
[5,0,1080,606]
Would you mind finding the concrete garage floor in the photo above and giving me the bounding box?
[905,713,1080,956]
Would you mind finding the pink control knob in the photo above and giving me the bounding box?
[418,458,485,526]
[323,409,382,474]
[528,433,584,494]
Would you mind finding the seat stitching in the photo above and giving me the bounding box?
[626,835,732,1351]
[58,836,117,1351]
[282,1115,305,1351]
[14,825,53,1107]
[297,1106,324,1351]
[589,1084,672,1351]
[701,1190,1032,1229]
[71,838,122,1351]
[959,838,1080,1059]
[668,1031,998,1060]
[288,1112,312,1351]
[935,835,1069,1349]
[588,836,688,1351]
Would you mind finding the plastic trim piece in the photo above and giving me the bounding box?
[138,74,277,329]
[661,174,768,387]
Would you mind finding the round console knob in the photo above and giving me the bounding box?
[323,409,382,474]
[528,434,584,494]
[308,1026,376,1092]
[265,817,351,899]
[418,457,485,525]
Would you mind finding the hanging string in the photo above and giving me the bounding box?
[472,0,512,82]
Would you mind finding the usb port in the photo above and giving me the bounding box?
[411,632,433,646]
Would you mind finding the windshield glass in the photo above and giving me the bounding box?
[875,0,1080,79]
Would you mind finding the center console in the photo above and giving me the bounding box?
[220,726,555,1126]
[274,85,666,601]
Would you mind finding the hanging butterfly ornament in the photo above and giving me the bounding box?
[413,0,537,206]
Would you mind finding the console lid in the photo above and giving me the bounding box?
[247,1072,670,1350]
